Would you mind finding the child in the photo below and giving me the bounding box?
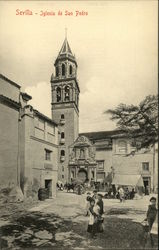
[87,198,99,238]
[119,186,125,202]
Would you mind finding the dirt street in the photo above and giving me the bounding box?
[0,191,158,249]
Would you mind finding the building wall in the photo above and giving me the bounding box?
[20,107,58,198]
[0,103,19,189]
[112,138,154,191]
[0,76,21,190]
[95,149,113,180]
[82,135,157,193]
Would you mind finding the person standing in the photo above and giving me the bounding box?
[119,186,125,202]
[96,193,104,232]
[87,198,99,238]
[97,194,104,215]
[92,190,98,200]
[143,196,157,248]
[130,188,135,199]
[85,193,91,216]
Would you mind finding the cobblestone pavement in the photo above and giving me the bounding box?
[0,191,158,249]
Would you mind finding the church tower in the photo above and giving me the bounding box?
[51,36,80,182]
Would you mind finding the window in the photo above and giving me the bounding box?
[62,166,64,171]
[45,149,52,161]
[64,86,70,101]
[62,64,65,76]
[61,150,65,156]
[142,162,149,171]
[97,172,105,180]
[97,161,104,171]
[61,114,65,119]
[56,87,61,102]
[62,175,64,179]
[61,132,65,139]
[69,65,73,75]
[55,66,59,77]
[118,140,127,153]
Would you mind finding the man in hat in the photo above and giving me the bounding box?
[92,190,98,200]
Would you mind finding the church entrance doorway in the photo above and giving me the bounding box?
[77,169,87,182]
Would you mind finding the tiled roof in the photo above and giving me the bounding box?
[34,109,58,126]
[55,38,77,65]
[0,94,21,109]
[59,38,73,55]
[0,74,21,89]
[79,130,124,141]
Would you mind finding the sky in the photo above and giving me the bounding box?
[0,0,158,132]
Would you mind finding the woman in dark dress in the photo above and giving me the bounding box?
[96,194,104,232]
[87,198,99,238]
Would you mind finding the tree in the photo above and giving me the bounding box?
[105,95,158,149]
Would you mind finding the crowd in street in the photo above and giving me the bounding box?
[57,181,136,201]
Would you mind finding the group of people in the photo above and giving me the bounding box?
[103,185,136,200]
[85,191,104,238]
[116,186,135,202]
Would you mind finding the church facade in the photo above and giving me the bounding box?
[50,37,158,194]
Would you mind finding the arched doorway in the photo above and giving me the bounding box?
[77,169,87,182]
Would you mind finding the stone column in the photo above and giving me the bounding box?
[94,166,97,182]
[68,166,71,182]
[75,166,77,179]
[88,167,91,183]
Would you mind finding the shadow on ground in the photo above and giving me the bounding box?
[0,209,158,249]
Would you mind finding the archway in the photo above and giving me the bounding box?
[77,169,87,182]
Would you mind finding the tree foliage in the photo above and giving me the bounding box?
[105,95,158,149]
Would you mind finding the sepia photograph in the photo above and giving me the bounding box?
[0,0,158,249]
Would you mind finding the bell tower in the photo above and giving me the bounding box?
[51,36,80,182]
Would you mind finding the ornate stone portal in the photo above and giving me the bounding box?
[68,136,97,183]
